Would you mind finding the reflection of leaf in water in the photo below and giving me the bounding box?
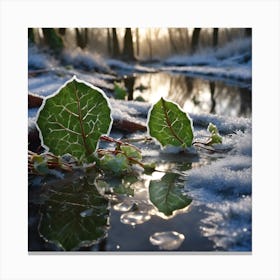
[39,176,109,251]
[149,173,192,216]
[97,175,138,197]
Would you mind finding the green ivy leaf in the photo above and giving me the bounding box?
[147,97,193,148]
[120,145,142,160]
[149,173,192,216]
[37,77,112,163]
[39,176,109,251]
[114,82,127,100]
[33,155,49,174]
[207,123,222,145]
[99,153,129,174]
[208,123,218,134]
[113,175,137,196]
[143,162,156,174]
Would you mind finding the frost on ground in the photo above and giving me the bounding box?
[107,59,157,75]
[161,38,251,85]
[61,49,111,73]
[185,128,252,251]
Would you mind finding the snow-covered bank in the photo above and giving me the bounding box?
[185,129,252,251]
[164,38,251,67]
[161,38,251,86]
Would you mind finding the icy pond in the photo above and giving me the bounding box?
[28,43,252,252]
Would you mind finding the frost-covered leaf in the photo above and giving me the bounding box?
[208,123,219,134]
[39,176,109,251]
[149,173,192,216]
[99,153,129,174]
[37,77,112,163]
[207,122,222,144]
[143,162,156,174]
[147,98,193,148]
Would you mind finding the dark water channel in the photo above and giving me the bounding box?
[28,71,251,252]
[123,72,251,118]
[29,151,217,252]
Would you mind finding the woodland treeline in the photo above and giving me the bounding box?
[28,28,252,61]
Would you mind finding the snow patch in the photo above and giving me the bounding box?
[162,38,251,84]
[107,59,157,74]
[28,45,57,70]
[201,196,251,251]
[62,49,111,73]
[190,112,251,134]
[185,129,252,250]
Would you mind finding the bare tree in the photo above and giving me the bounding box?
[168,28,178,53]
[245,28,252,37]
[107,28,112,55]
[185,28,190,53]
[42,28,64,53]
[28,28,35,43]
[135,28,140,57]
[75,28,88,49]
[213,28,219,48]
[58,28,66,36]
[112,28,120,58]
[191,28,201,53]
[177,28,185,51]
[122,28,135,61]
[146,28,153,60]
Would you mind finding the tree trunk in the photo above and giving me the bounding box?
[168,28,178,53]
[245,28,252,37]
[177,28,185,51]
[191,28,201,53]
[185,28,190,53]
[75,28,88,49]
[112,28,120,58]
[135,28,140,57]
[58,28,66,36]
[147,29,153,60]
[28,28,35,43]
[107,28,112,55]
[42,28,63,54]
[122,28,135,61]
[213,28,219,48]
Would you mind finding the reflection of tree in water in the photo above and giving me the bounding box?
[239,88,252,117]
[131,73,251,118]
[124,76,136,100]
[211,83,251,117]
[167,76,192,106]
[209,81,216,114]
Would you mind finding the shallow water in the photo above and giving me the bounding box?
[123,72,251,118]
